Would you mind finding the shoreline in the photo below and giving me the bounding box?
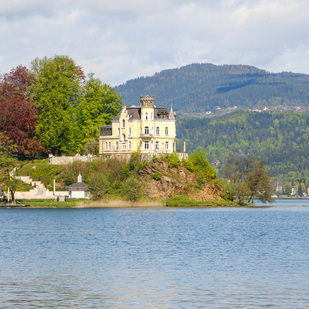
[1,199,253,208]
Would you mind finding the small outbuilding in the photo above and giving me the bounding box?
[68,173,89,199]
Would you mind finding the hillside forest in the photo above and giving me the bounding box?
[115,63,309,114]
[176,111,309,196]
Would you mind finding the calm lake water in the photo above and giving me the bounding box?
[1,200,309,308]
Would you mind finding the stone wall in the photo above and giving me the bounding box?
[100,152,188,162]
[49,154,97,165]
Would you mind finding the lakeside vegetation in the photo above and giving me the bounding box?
[4,150,271,207]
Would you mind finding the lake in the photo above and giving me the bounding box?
[1,200,309,308]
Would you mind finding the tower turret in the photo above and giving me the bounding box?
[140,95,155,108]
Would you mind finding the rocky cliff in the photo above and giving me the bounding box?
[137,160,226,201]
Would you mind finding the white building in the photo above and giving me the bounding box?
[68,173,89,199]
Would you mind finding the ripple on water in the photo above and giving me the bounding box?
[0,204,309,308]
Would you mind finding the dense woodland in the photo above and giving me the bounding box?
[176,111,309,193]
[115,63,309,113]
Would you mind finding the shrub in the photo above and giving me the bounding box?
[122,176,143,201]
[152,171,162,181]
[87,173,111,200]
[137,161,148,170]
[167,153,180,168]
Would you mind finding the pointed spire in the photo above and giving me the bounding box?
[77,171,82,183]
[169,103,176,120]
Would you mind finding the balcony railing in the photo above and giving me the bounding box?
[140,133,153,137]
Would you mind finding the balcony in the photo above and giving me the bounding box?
[140,133,153,138]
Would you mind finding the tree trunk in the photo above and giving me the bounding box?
[10,189,16,205]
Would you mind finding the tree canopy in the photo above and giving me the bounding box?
[78,73,123,145]
[29,55,86,155]
[222,154,273,203]
[9,54,124,156]
[0,65,44,156]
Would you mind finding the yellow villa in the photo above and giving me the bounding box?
[99,95,184,159]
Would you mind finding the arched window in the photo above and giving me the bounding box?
[122,119,125,128]
[145,126,149,134]
[156,126,160,135]
[145,112,148,120]
[165,141,169,150]
[165,127,169,136]
[122,134,126,143]
[117,128,120,136]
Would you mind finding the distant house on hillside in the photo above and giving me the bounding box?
[99,95,186,160]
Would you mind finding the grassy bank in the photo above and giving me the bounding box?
[165,197,253,207]
[15,198,253,208]
[18,199,80,208]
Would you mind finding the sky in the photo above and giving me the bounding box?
[1,0,309,86]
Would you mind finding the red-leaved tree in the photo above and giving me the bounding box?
[0,65,45,156]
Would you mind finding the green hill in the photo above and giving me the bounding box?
[176,111,309,183]
[115,63,309,113]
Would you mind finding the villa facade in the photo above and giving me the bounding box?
[99,95,178,159]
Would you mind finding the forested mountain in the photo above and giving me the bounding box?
[176,111,309,181]
[115,63,309,113]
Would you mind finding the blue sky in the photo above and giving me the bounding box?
[1,0,309,86]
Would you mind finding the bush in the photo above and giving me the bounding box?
[152,171,162,181]
[167,153,180,168]
[87,173,111,200]
[122,176,143,201]
[186,151,217,180]
[137,161,148,170]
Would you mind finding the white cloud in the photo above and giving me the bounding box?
[1,0,309,85]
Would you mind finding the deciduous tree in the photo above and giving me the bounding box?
[222,154,273,203]
[79,73,123,146]
[29,55,85,155]
[0,65,44,156]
